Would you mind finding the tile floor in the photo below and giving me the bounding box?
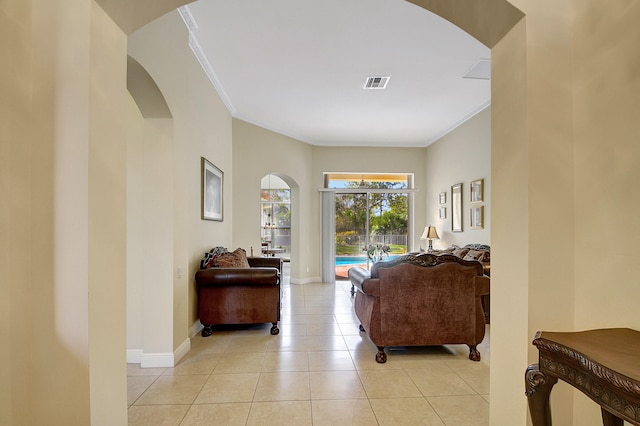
[128,264,490,425]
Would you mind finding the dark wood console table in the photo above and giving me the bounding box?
[525,328,640,425]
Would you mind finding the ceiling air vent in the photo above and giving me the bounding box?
[364,76,390,89]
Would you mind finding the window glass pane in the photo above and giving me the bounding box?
[325,173,410,189]
[272,203,291,227]
[270,189,290,202]
[260,174,291,254]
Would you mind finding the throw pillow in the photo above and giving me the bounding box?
[463,249,485,261]
[452,248,469,258]
[213,248,250,268]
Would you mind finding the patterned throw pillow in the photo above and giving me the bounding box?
[200,246,229,269]
[463,249,485,261]
[452,248,470,258]
[213,248,250,268]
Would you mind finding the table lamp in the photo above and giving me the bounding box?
[420,225,439,252]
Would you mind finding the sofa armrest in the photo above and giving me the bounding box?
[195,267,279,287]
[475,275,490,296]
[348,266,370,293]
[248,256,282,272]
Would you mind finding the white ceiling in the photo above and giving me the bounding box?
[181,0,490,148]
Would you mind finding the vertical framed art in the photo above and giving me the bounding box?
[470,179,484,203]
[470,205,484,229]
[439,207,447,219]
[451,183,462,232]
[201,157,223,221]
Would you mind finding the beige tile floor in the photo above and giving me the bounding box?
[128,264,490,425]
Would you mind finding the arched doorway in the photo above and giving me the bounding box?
[99,0,530,422]
[260,174,292,258]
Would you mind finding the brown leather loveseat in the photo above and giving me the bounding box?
[348,253,489,363]
[195,247,282,337]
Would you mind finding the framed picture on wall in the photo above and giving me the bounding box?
[439,207,447,219]
[451,183,462,232]
[201,157,223,221]
[470,205,484,229]
[470,179,484,203]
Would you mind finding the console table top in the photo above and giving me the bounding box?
[533,328,640,384]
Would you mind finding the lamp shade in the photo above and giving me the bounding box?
[420,225,439,240]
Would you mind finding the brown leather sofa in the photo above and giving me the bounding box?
[348,253,489,363]
[195,247,282,337]
[431,244,491,323]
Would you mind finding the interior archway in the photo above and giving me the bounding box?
[100,0,530,422]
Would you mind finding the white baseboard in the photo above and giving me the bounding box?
[173,338,190,365]
[191,319,204,338]
[140,352,174,368]
[127,337,192,368]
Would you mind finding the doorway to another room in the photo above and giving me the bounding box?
[260,174,291,259]
[325,173,412,280]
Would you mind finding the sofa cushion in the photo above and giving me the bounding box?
[200,246,230,269]
[452,248,469,258]
[213,248,250,268]
[463,249,486,262]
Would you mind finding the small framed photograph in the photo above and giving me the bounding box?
[470,179,484,203]
[202,157,223,221]
[439,207,447,219]
[470,205,484,229]
[439,192,446,204]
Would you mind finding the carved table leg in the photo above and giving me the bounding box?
[525,363,558,426]
[601,408,623,426]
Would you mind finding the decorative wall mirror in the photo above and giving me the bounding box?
[451,183,463,232]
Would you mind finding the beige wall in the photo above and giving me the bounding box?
[232,119,316,282]
[127,9,234,352]
[2,0,128,424]
[2,0,33,423]
[572,1,640,424]
[231,121,431,281]
[489,18,532,425]
[425,107,491,249]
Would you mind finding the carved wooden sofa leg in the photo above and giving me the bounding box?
[201,325,213,337]
[270,323,279,335]
[468,345,481,361]
[376,346,387,363]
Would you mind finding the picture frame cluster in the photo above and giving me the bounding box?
[438,178,485,232]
